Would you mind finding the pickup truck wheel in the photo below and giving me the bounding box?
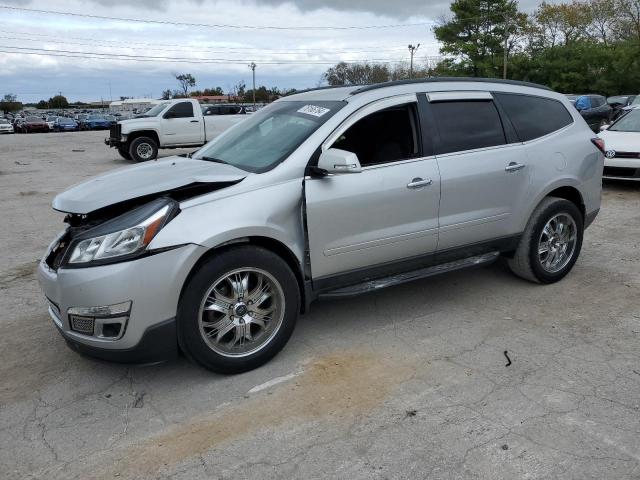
[508,197,583,284]
[129,136,158,162]
[177,246,300,374]
[117,146,132,160]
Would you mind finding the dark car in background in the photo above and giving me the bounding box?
[79,115,112,130]
[570,94,613,132]
[202,104,248,116]
[53,117,79,132]
[608,95,636,121]
[14,116,49,133]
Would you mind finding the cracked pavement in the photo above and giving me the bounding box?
[1,131,639,479]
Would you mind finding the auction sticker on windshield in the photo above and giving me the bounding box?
[297,105,331,117]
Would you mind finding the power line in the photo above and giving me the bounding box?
[0,34,434,56]
[0,46,416,65]
[0,29,425,53]
[0,5,436,31]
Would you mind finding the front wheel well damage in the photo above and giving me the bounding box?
[179,236,307,314]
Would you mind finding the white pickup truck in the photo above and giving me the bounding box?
[105,99,247,162]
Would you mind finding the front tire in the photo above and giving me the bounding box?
[129,136,158,162]
[177,246,300,374]
[117,146,132,160]
[508,197,583,284]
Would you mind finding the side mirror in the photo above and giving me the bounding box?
[317,148,362,174]
[600,124,610,131]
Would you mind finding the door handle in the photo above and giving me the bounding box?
[190,120,199,123]
[505,162,525,172]
[407,178,433,189]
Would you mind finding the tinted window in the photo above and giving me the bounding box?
[168,101,193,118]
[495,93,573,142]
[431,101,505,154]
[331,104,419,166]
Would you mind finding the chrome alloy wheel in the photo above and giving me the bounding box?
[538,213,577,273]
[198,268,285,357]
[136,142,154,160]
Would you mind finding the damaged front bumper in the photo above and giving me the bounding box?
[37,239,207,363]
[105,123,126,148]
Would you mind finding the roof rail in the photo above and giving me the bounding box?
[349,77,552,95]
[283,85,356,97]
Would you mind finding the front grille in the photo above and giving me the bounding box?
[611,151,640,159]
[70,315,95,335]
[603,166,640,178]
[109,123,121,140]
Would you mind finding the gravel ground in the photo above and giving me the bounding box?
[1,130,639,480]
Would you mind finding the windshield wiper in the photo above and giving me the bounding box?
[200,156,231,165]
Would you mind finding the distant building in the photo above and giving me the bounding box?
[109,98,162,113]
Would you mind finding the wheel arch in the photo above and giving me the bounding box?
[127,129,159,145]
[545,185,585,220]
[179,236,308,314]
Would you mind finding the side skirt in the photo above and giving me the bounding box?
[312,234,520,298]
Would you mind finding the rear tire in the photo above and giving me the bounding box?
[508,197,583,284]
[129,136,158,162]
[177,246,300,374]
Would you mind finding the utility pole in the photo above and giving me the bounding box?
[408,44,420,78]
[248,62,256,109]
[503,16,511,79]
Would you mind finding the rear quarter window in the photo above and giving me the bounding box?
[494,93,573,142]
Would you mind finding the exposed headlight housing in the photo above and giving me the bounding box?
[64,198,179,267]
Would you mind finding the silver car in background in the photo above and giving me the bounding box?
[38,78,603,373]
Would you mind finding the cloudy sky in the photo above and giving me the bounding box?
[0,0,543,103]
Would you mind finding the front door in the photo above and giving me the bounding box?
[305,95,441,282]
[161,101,202,145]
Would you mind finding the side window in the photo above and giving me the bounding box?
[494,93,573,142]
[168,101,194,118]
[431,101,506,154]
[331,104,419,166]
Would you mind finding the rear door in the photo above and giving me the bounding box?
[305,94,441,282]
[426,92,530,251]
[160,101,202,145]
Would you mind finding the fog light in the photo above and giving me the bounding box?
[67,301,131,340]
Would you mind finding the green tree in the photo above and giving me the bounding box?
[0,93,22,113]
[433,0,526,77]
[47,95,69,108]
[174,73,196,97]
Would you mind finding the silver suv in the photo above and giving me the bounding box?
[38,78,604,373]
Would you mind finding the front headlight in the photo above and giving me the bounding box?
[66,198,179,267]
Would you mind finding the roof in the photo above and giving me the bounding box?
[284,77,553,102]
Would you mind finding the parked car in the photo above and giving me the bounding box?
[202,104,248,116]
[14,116,49,133]
[608,95,636,121]
[0,118,14,134]
[39,78,603,373]
[45,116,58,130]
[53,117,79,132]
[598,108,640,180]
[79,115,112,130]
[570,94,612,132]
[105,99,247,162]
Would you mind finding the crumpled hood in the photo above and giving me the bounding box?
[52,156,246,214]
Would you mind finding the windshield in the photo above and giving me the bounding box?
[140,102,169,117]
[0,119,8,124]
[610,109,640,132]
[194,100,345,173]
[26,116,41,122]
[59,118,74,124]
[87,116,103,120]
